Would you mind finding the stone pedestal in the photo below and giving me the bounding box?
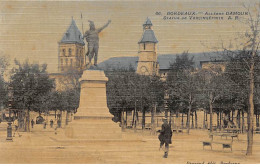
[75,70,111,118]
[64,70,121,140]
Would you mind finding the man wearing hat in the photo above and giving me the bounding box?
[158,117,172,158]
[84,20,111,66]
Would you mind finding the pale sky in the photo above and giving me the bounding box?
[0,0,256,72]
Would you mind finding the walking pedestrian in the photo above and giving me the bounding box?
[57,119,61,128]
[50,119,54,128]
[13,119,18,137]
[31,119,35,128]
[43,121,47,129]
[158,117,172,158]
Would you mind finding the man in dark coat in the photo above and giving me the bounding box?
[158,117,172,158]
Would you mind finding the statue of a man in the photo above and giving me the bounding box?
[84,20,111,66]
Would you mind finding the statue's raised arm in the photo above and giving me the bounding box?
[97,20,111,33]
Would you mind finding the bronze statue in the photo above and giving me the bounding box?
[84,20,111,66]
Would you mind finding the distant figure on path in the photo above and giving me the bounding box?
[50,119,54,128]
[43,121,47,129]
[31,119,35,128]
[84,20,111,66]
[57,119,61,128]
[13,119,18,137]
[158,117,172,158]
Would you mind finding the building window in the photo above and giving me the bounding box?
[70,59,73,66]
[66,58,68,65]
[144,43,146,50]
[62,49,65,56]
[60,59,63,71]
[69,48,72,56]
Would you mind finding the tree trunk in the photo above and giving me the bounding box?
[132,100,137,127]
[242,110,245,133]
[121,111,125,132]
[203,110,205,129]
[217,112,220,129]
[65,111,69,125]
[247,54,255,156]
[172,112,175,129]
[257,112,259,127]
[151,103,156,135]
[256,111,259,128]
[187,97,192,134]
[125,111,128,127]
[24,110,30,132]
[181,112,184,128]
[231,110,234,122]
[191,112,194,129]
[209,92,213,132]
[220,111,222,130]
[142,110,145,130]
[257,113,259,127]
[169,111,172,128]
[186,113,189,128]
[195,110,198,129]
[206,111,208,129]
[238,110,241,130]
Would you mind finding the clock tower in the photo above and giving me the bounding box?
[136,18,159,76]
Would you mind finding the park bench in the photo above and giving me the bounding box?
[254,127,260,134]
[144,123,151,130]
[224,128,240,134]
[172,129,183,133]
[202,141,232,151]
[209,132,239,142]
[126,125,133,129]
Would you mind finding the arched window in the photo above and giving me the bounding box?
[62,49,65,56]
[60,59,63,71]
[69,48,72,56]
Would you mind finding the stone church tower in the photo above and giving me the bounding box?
[136,18,159,76]
[58,18,85,72]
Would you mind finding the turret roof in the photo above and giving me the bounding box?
[143,17,152,26]
[139,18,158,44]
[60,19,84,45]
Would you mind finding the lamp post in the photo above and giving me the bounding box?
[6,86,13,141]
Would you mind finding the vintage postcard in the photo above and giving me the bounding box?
[0,0,260,164]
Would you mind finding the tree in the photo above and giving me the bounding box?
[197,66,230,132]
[105,66,164,130]
[10,60,55,132]
[0,54,9,111]
[57,66,82,91]
[221,4,260,155]
[167,51,199,134]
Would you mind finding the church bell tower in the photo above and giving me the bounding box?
[58,18,85,72]
[136,18,159,76]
